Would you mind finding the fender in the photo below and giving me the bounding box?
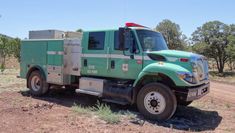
[26,65,47,88]
[133,62,191,87]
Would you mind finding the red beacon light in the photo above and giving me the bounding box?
[125,22,146,28]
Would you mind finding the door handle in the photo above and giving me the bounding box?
[107,47,110,70]
[84,59,87,67]
[111,60,115,69]
[130,55,134,59]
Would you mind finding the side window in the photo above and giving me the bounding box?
[114,31,120,50]
[114,31,139,52]
[88,32,105,50]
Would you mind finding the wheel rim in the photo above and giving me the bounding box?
[31,76,41,91]
[144,91,166,115]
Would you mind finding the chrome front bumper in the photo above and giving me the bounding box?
[186,83,210,101]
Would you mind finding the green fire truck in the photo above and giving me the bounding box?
[19,23,210,120]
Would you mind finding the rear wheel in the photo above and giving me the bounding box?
[28,70,49,96]
[137,83,177,121]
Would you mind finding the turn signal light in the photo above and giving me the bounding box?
[180,58,189,62]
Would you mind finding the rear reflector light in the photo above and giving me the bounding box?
[136,59,142,64]
[125,22,145,28]
[180,58,189,62]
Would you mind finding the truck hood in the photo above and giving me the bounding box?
[145,50,203,71]
[146,50,195,59]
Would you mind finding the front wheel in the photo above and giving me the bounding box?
[137,83,177,121]
[177,100,193,106]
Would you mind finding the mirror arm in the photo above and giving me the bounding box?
[130,55,134,59]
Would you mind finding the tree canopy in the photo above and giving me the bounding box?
[155,19,187,50]
[226,28,235,70]
[76,29,83,33]
[191,21,234,73]
[0,36,21,72]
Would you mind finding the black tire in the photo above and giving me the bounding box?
[137,83,177,121]
[65,85,77,93]
[27,70,49,96]
[65,85,77,90]
[177,100,193,106]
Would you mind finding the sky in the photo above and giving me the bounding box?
[0,0,234,39]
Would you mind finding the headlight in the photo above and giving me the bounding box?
[177,72,197,84]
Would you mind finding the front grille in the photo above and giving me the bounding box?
[196,58,209,81]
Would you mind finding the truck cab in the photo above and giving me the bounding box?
[20,23,210,121]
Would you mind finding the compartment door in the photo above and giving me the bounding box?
[64,39,82,76]
[46,40,64,84]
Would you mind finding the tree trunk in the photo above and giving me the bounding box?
[0,53,6,72]
[215,58,224,74]
[219,60,225,73]
[218,67,224,73]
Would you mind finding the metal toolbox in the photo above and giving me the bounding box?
[78,77,106,96]
[29,30,64,39]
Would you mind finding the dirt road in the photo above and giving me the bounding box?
[210,81,235,104]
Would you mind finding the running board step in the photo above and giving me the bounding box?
[76,89,102,97]
[102,99,129,105]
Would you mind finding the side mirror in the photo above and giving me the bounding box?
[119,27,136,58]
[119,27,131,50]
[119,27,125,50]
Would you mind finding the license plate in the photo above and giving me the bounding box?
[197,87,207,96]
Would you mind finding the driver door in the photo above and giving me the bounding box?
[107,30,143,80]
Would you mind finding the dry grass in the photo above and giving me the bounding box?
[0,69,26,93]
[209,71,235,84]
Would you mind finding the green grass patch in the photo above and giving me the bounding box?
[72,104,92,115]
[92,102,121,124]
[72,101,122,124]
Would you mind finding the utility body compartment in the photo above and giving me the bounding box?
[20,39,82,85]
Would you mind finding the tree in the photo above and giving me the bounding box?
[0,37,21,72]
[0,37,11,72]
[76,29,83,33]
[10,38,21,61]
[226,33,235,70]
[191,21,231,73]
[156,19,187,50]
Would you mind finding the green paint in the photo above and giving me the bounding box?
[134,62,191,87]
[20,40,48,78]
[20,40,64,78]
[20,28,205,89]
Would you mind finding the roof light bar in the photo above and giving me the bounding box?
[125,22,146,28]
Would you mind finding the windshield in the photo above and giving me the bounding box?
[136,30,168,51]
